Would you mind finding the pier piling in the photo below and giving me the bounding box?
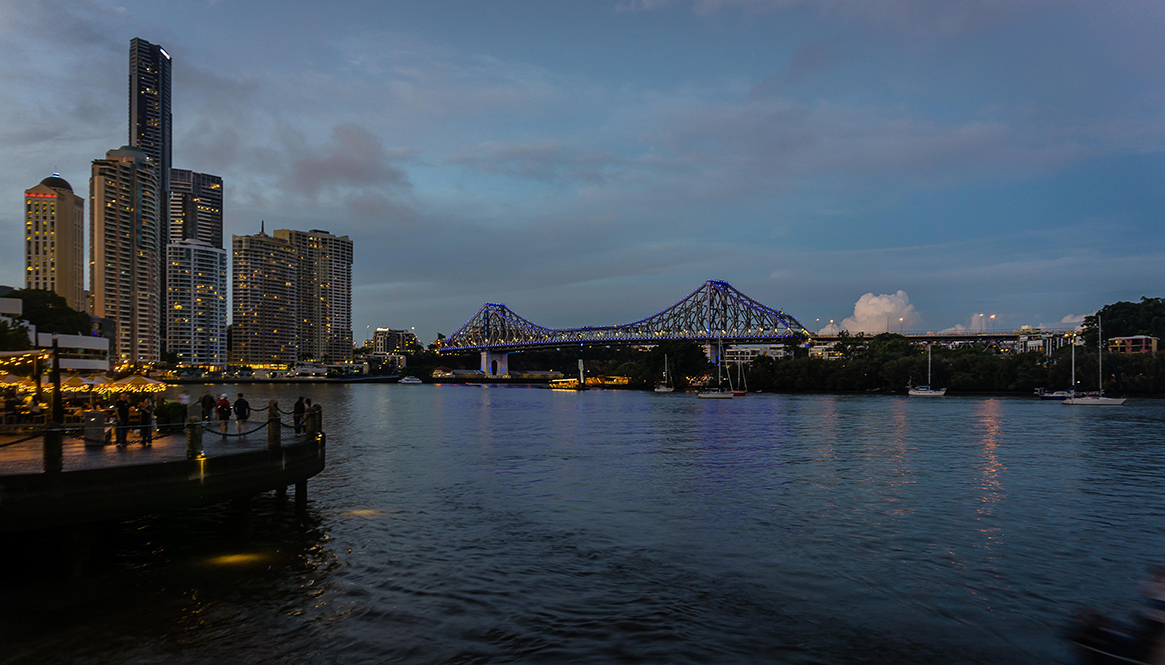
[185,417,203,459]
[44,422,62,474]
[268,400,280,450]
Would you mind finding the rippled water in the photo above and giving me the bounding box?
[4,385,1165,664]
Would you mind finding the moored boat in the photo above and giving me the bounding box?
[1064,315,1125,407]
[1035,387,1074,400]
[698,338,734,399]
[654,354,675,393]
[908,343,946,397]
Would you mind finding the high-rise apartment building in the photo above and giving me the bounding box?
[24,174,85,312]
[90,146,161,365]
[231,232,298,366]
[166,239,227,368]
[130,37,173,348]
[129,37,172,230]
[169,169,223,248]
[273,229,354,363]
[373,328,420,355]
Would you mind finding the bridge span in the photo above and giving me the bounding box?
[437,280,1069,376]
[438,280,810,375]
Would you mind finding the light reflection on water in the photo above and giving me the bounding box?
[3,385,1165,664]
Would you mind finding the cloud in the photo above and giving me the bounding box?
[617,0,1054,36]
[1060,313,1086,325]
[280,123,413,200]
[449,141,624,183]
[839,290,919,333]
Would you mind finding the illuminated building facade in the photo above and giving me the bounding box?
[129,37,172,234]
[231,232,298,366]
[273,229,353,363]
[90,146,161,364]
[166,239,227,368]
[169,169,223,248]
[24,174,86,312]
[372,328,419,355]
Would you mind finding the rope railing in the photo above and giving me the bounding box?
[0,431,46,448]
[1,400,323,476]
[214,421,271,438]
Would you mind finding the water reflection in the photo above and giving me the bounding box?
[6,386,1165,664]
[976,398,1007,512]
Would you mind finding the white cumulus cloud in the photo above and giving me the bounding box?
[838,290,919,333]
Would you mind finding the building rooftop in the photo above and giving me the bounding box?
[39,173,73,192]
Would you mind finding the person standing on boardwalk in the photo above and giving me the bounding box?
[215,393,232,437]
[113,394,130,446]
[234,393,251,435]
[200,391,214,421]
[293,396,306,434]
[138,398,154,446]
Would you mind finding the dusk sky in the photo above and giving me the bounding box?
[3,0,1163,342]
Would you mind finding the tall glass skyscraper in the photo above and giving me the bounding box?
[129,37,172,215]
[129,37,172,223]
[130,37,173,351]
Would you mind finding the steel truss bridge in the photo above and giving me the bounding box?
[439,280,812,354]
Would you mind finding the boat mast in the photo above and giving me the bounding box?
[1070,333,1076,392]
[927,343,932,385]
[1097,315,1103,395]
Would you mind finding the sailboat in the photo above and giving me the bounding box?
[731,360,748,397]
[654,354,675,393]
[698,339,733,399]
[1064,315,1125,406]
[1037,337,1077,400]
[908,343,946,396]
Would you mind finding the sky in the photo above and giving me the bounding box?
[2,0,1163,342]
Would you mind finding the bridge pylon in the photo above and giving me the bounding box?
[481,351,509,378]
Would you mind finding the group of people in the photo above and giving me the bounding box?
[111,394,155,446]
[196,392,314,437]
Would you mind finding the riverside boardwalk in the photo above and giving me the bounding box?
[0,402,326,534]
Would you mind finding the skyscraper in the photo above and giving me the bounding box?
[167,169,226,368]
[128,37,172,226]
[273,229,354,363]
[90,146,161,365]
[169,169,223,248]
[130,37,173,349]
[24,174,85,312]
[166,239,227,369]
[231,231,298,366]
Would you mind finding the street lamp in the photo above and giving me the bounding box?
[989,314,996,334]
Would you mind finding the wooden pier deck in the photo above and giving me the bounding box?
[0,421,326,533]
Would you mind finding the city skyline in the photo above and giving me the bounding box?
[2,2,1163,343]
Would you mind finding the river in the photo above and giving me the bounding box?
[3,384,1164,664]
